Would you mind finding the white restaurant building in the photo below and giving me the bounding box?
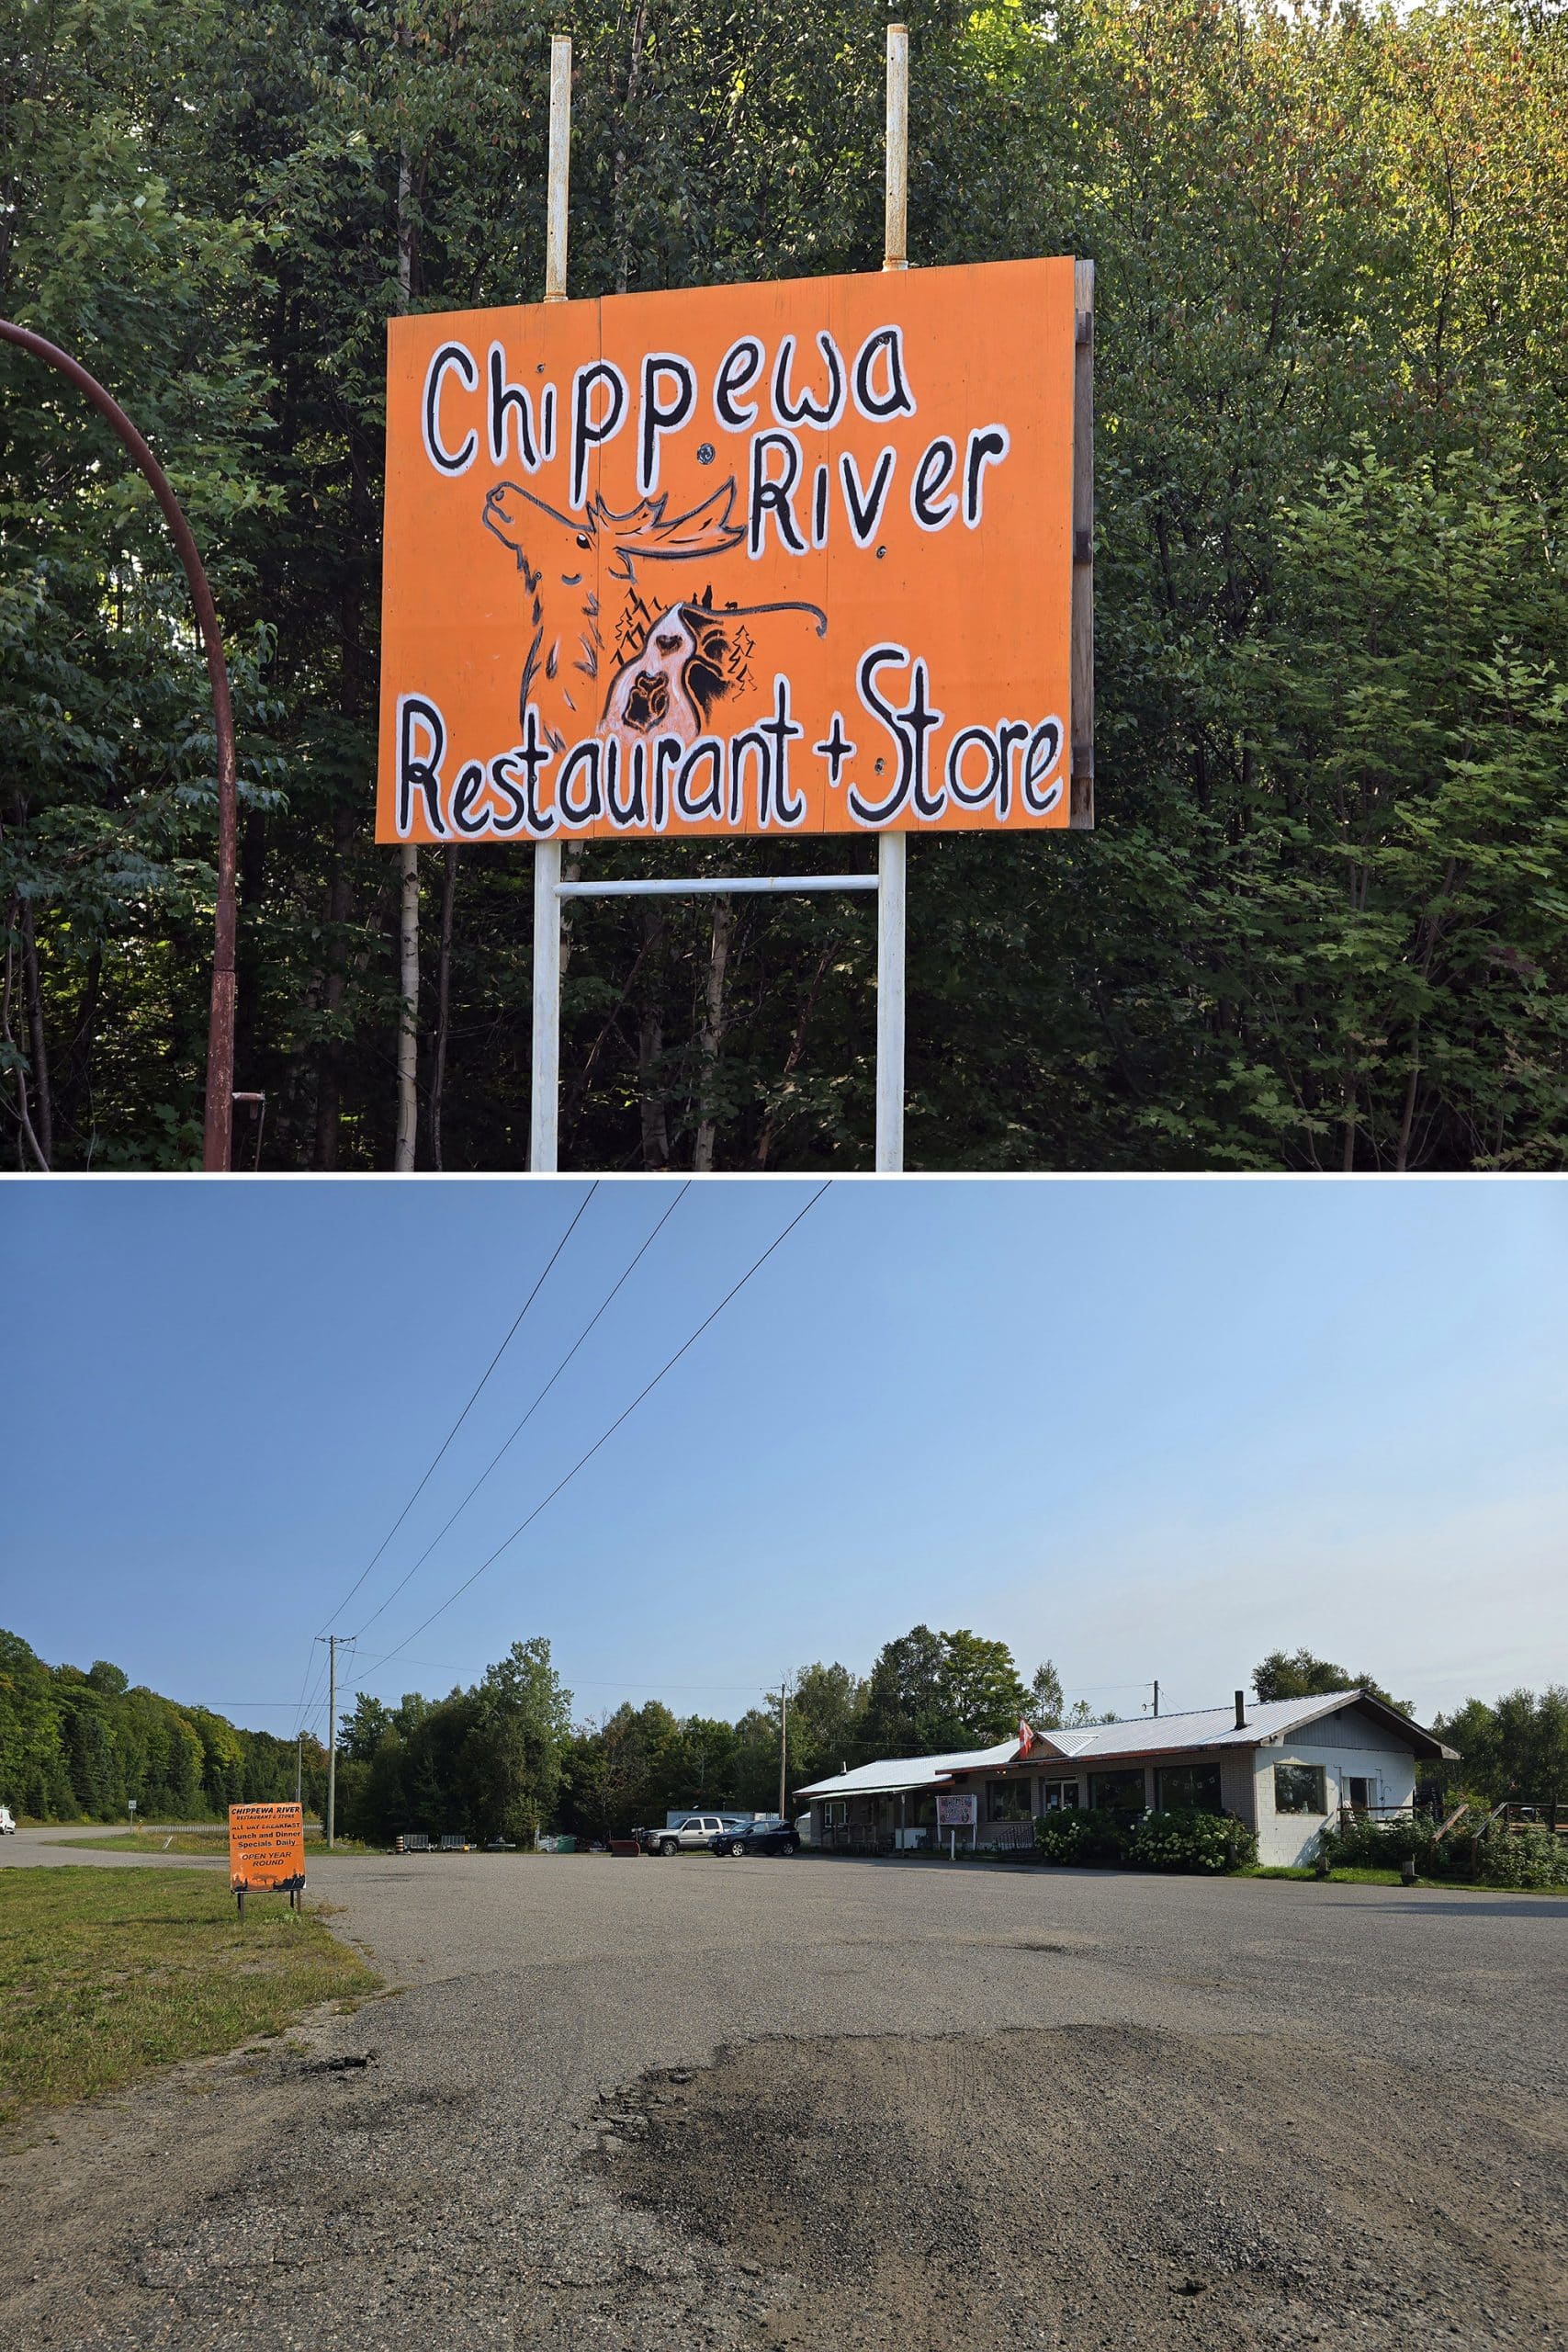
[797,1689,1458,1868]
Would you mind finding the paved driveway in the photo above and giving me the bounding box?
[4,1849,1564,2351]
[1,1826,227,1871]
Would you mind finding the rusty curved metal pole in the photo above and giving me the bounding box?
[0,317,238,1170]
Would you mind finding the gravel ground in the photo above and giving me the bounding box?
[3,1842,1564,2352]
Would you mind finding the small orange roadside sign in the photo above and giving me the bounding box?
[378,257,1080,843]
[229,1803,306,1893]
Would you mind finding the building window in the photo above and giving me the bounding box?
[824,1800,847,1827]
[1274,1763,1327,1815]
[1089,1769,1147,1815]
[1347,1776,1377,1815]
[1040,1781,1079,1811]
[987,1779,1032,1821]
[1156,1763,1223,1815]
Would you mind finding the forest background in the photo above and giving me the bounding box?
[2,0,1564,1171]
[4,1618,1564,1843]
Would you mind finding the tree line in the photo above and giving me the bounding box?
[3,0,1564,1173]
[0,1626,328,1819]
[5,1618,1562,1837]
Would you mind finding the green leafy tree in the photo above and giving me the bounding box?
[1433,1688,1568,1805]
[560,1698,682,1838]
[781,1662,866,1788]
[861,1623,1029,1757]
[1026,1661,1064,1728]
[1253,1648,1406,1714]
[0,1627,321,1819]
[460,1636,573,1841]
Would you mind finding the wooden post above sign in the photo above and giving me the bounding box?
[378,257,1088,845]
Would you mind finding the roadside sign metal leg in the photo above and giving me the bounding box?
[875,832,906,1170]
[531,840,562,1170]
[874,31,908,1179]
[528,40,571,1176]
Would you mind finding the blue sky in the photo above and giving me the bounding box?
[4,1177,1563,1740]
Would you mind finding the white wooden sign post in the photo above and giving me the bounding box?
[526,28,910,1172]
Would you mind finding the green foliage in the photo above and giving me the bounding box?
[1033,1805,1127,1864]
[1026,1660,1064,1728]
[4,0,1566,1169]
[1320,1812,1567,1889]
[342,1639,572,1844]
[861,1623,1029,1756]
[1252,1649,1405,1713]
[0,1627,325,1820]
[780,1662,867,1788]
[1432,1687,1568,1805]
[1473,1826,1564,1891]
[1126,1807,1257,1874]
[1035,1804,1256,1871]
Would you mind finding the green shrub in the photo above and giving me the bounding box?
[1127,1808,1258,1874]
[1032,1810,1089,1862]
[1319,1815,1567,1887]
[1475,1826,1564,1889]
[1320,1815,1439,1874]
[1033,1807,1128,1864]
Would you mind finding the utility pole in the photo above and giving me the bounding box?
[316,1634,348,1849]
[328,1636,338,1849]
[295,1734,302,1809]
[1153,1679,1160,1718]
[778,1675,791,1822]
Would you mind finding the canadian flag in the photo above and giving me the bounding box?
[1017,1718,1035,1758]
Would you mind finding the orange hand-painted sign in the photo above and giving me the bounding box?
[378,258,1080,843]
[229,1803,306,1892]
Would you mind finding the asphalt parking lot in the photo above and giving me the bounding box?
[4,1837,1565,2351]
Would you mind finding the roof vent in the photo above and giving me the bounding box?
[1235,1690,1247,1729]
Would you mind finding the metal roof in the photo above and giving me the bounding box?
[1032,1692,1403,1760]
[796,1690,1455,1800]
[795,1736,1020,1800]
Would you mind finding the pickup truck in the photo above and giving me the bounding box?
[638,1814,742,1856]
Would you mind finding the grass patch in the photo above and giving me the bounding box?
[0,1866,379,2134]
[44,1828,370,1858]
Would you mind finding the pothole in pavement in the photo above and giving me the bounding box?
[586,2023,1568,2351]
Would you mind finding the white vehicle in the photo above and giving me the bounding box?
[0,1805,16,1835]
[642,1814,734,1856]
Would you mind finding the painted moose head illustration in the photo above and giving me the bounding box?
[481,478,747,743]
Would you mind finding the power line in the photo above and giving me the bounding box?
[350,1182,691,1645]
[310,1182,599,1646]
[354,1183,831,1682]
